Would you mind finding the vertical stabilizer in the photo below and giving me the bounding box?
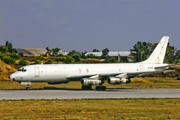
[142,36,169,64]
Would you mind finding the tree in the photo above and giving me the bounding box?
[55,57,66,62]
[86,54,99,59]
[174,50,180,63]
[19,59,28,65]
[34,56,42,61]
[101,48,109,58]
[102,48,109,56]
[45,47,50,56]
[92,49,100,52]
[34,56,42,64]
[11,49,17,53]
[45,47,53,56]
[131,42,153,62]
[73,54,81,62]
[120,56,128,63]
[68,50,81,56]
[5,41,9,48]
[3,56,15,64]
[5,41,13,52]
[164,44,176,63]
[109,57,118,63]
[0,46,8,53]
[44,59,52,64]
[52,48,60,56]
[34,59,41,64]
[18,52,24,57]
[65,56,75,63]
[45,47,61,57]
[101,48,110,62]
[8,43,13,52]
[10,52,20,60]
[0,53,5,60]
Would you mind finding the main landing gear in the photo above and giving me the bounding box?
[95,86,106,91]
[81,85,106,91]
[81,85,92,90]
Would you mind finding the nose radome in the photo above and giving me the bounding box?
[9,74,15,81]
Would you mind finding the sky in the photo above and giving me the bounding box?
[0,0,180,52]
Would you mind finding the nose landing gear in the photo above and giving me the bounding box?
[26,86,30,90]
[21,82,31,90]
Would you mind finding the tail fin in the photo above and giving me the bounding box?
[142,36,169,64]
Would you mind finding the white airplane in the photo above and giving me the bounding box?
[10,36,173,90]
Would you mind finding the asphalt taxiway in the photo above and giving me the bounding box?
[0,89,180,100]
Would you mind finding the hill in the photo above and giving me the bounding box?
[0,60,17,80]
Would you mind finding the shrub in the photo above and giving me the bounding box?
[0,46,8,53]
[18,52,24,57]
[3,56,15,64]
[0,53,5,60]
[109,57,118,63]
[65,56,75,63]
[10,52,20,60]
[44,59,52,64]
[55,57,66,62]
[34,59,41,64]
[73,54,81,62]
[19,59,28,65]
[34,56,42,61]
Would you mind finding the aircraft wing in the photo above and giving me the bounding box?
[99,70,171,78]
[67,69,174,81]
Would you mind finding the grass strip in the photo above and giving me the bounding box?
[0,98,180,119]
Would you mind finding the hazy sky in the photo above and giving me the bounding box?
[1,0,180,52]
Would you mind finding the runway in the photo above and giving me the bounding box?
[0,89,180,100]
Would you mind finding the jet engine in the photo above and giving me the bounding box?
[108,76,130,84]
[81,78,102,86]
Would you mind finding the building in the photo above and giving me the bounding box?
[85,51,133,62]
[16,48,68,56]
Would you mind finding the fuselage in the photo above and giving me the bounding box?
[10,63,167,83]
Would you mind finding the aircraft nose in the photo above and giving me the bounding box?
[9,74,15,81]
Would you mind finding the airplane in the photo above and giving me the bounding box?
[10,36,173,90]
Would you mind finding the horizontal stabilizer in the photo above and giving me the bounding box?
[155,64,180,69]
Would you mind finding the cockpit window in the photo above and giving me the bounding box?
[18,68,27,72]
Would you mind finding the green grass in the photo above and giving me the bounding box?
[1,77,180,90]
[0,98,180,119]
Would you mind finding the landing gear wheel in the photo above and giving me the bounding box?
[96,86,106,91]
[26,87,30,90]
[95,86,100,90]
[81,86,92,90]
[101,86,106,91]
[88,86,92,90]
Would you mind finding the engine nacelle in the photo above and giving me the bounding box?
[81,78,102,86]
[108,77,130,84]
